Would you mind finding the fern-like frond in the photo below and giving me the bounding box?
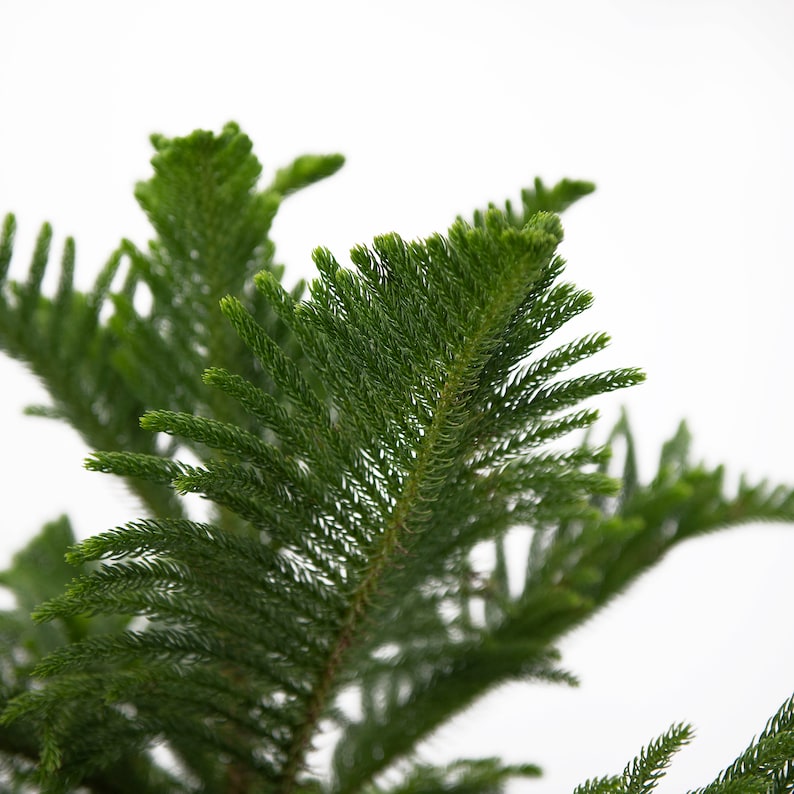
[6,125,793,794]
[368,758,541,794]
[516,410,794,624]
[0,124,342,519]
[334,406,794,793]
[573,723,692,794]
[4,188,642,792]
[0,518,180,794]
[687,693,794,793]
[0,218,161,480]
[623,723,693,794]
[469,177,595,229]
[574,694,794,794]
[119,123,342,404]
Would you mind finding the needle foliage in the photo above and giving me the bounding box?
[0,123,792,793]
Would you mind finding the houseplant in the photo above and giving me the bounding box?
[1,123,792,793]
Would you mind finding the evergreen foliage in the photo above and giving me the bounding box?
[0,123,792,793]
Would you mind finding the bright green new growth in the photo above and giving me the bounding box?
[0,123,793,794]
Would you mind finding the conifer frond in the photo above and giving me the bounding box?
[0,217,150,474]
[120,122,342,401]
[574,696,794,794]
[369,758,541,794]
[0,213,14,282]
[623,723,693,793]
[688,693,794,793]
[519,411,794,620]
[270,153,347,198]
[573,776,625,794]
[3,124,794,794]
[1,123,346,790]
[573,723,692,794]
[0,518,174,794]
[469,177,595,229]
[0,124,341,518]
[4,186,645,791]
[342,410,794,792]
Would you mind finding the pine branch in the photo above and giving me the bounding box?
[0,518,169,794]
[688,693,794,793]
[329,407,794,793]
[3,123,794,794]
[573,724,692,794]
[3,186,639,792]
[469,177,595,229]
[368,758,541,794]
[0,124,342,519]
[573,694,794,794]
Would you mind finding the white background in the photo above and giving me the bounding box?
[1,1,794,791]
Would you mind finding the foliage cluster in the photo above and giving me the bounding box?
[0,123,792,793]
